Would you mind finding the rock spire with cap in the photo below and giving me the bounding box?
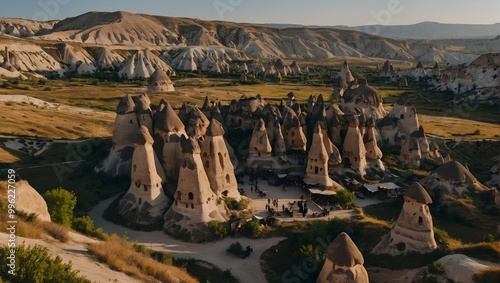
[200,119,241,200]
[153,100,187,184]
[372,182,437,255]
[317,232,369,283]
[163,135,228,241]
[118,126,171,228]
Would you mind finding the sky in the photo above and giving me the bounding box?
[1,0,499,26]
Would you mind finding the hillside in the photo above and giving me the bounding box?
[0,11,497,66]
[262,22,500,39]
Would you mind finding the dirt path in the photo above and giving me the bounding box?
[89,196,285,283]
[0,232,141,283]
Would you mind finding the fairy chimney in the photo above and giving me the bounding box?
[317,232,369,283]
[163,136,228,241]
[95,94,138,177]
[153,100,187,184]
[400,136,422,168]
[147,67,175,92]
[340,60,355,82]
[200,119,241,200]
[134,93,153,135]
[342,117,367,176]
[282,105,307,151]
[249,118,272,161]
[372,182,437,255]
[118,126,171,227]
[304,123,340,189]
[364,117,384,170]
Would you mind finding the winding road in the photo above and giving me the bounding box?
[89,196,285,283]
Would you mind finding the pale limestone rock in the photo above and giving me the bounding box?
[164,136,227,241]
[154,100,187,184]
[249,118,272,161]
[342,117,367,176]
[147,67,175,92]
[372,182,437,255]
[14,180,51,222]
[400,136,422,169]
[282,105,307,151]
[118,126,171,227]
[95,94,138,176]
[339,60,355,82]
[304,123,340,189]
[317,232,369,283]
[200,119,241,200]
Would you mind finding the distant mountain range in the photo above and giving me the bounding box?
[258,22,500,39]
[0,11,498,74]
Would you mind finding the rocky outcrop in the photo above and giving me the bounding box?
[147,67,175,92]
[200,119,241,200]
[304,122,340,189]
[95,94,138,177]
[317,232,369,283]
[372,182,437,255]
[153,100,187,184]
[420,160,490,196]
[8,180,51,222]
[118,126,171,228]
[163,136,228,242]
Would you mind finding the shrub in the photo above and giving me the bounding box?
[433,227,450,244]
[226,242,243,255]
[337,189,355,208]
[72,216,95,235]
[91,227,109,241]
[208,220,227,239]
[43,188,77,227]
[225,198,247,210]
[427,261,445,275]
[482,233,495,243]
[0,245,90,283]
[242,219,261,237]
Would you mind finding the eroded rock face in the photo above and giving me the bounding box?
[163,136,228,242]
[420,160,490,196]
[200,119,241,200]
[317,232,369,283]
[10,180,51,222]
[304,122,339,189]
[95,94,138,177]
[118,126,171,228]
[248,118,272,161]
[153,100,187,184]
[372,182,437,255]
[342,118,367,176]
[147,67,175,92]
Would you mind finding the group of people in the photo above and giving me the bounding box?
[265,198,280,212]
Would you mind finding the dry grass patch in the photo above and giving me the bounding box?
[0,102,114,139]
[40,221,70,243]
[473,266,500,283]
[88,234,197,283]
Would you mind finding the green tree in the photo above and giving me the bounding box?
[208,220,227,239]
[72,216,95,234]
[242,219,261,237]
[0,245,90,283]
[337,189,355,208]
[43,188,77,227]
